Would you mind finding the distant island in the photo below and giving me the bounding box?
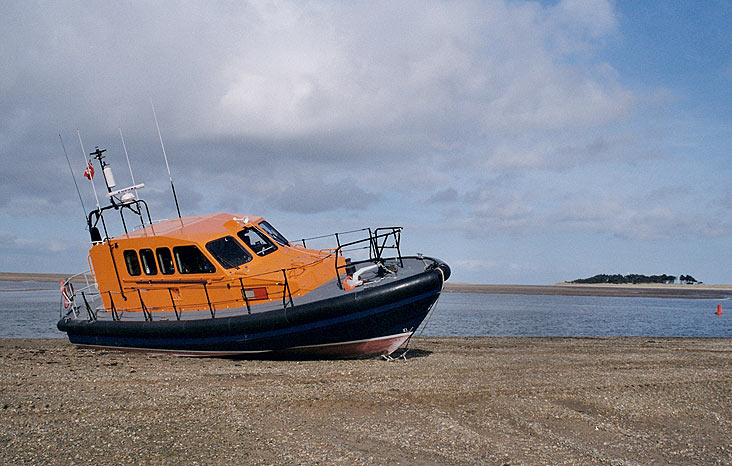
[568,274,700,285]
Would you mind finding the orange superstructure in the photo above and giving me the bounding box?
[89,213,344,317]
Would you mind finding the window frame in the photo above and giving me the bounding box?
[139,248,158,276]
[205,236,253,269]
[156,247,176,275]
[123,250,142,276]
[237,226,278,257]
[258,220,290,247]
[172,245,217,274]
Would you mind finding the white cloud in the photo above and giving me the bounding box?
[548,0,618,45]
[0,230,68,254]
[442,181,732,241]
[267,178,379,214]
[207,0,629,147]
[2,1,632,175]
[452,259,498,272]
[4,0,729,282]
[427,188,459,203]
[554,199,732,240]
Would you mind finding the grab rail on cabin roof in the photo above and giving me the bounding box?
[87,199,154,243]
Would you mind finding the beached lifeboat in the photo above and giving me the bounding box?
[57,147,450,358]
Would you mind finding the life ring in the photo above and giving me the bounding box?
[343,276,358,291]
[61,280,74,309]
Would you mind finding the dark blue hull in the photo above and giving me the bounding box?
[58,267,446,358]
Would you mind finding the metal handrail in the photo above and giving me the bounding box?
[63,226,405,321]
[60,270,99,319]
[69,273,296,321]
[295,227,371,248]
[333,227,403,289]
[88,199,153,240]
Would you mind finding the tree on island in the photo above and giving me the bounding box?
[679,275,698,284]
[568,273,679,285]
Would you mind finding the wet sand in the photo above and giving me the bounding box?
[2,337,731,465]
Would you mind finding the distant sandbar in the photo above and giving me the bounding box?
[444,282,732,299]
[0,272,72,283]
[2,272,730,299]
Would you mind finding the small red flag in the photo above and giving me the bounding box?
[83,161,95,180]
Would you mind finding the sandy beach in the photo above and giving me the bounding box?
[2,337,731,465]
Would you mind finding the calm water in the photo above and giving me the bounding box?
[0,281,61,339]
[1,281,730,338]
[421,292,732,338]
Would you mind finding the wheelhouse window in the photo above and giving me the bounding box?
[173,245,216,274]
[237,227,277,256]
[139,248,158,275]
[259,221,290,246]
[206,236,252,269]
[156,247,175,275]
[123,250,141,276]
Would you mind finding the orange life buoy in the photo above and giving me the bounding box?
[343,276,356,291]
[61,280,74,309]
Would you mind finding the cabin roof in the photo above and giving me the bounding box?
[117,213,264,244]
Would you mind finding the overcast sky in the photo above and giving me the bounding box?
[1,1,731,284]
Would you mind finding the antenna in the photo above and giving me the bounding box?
[77,130,100,211]
[119,128,139,201]
[59,134,87,220]
[150,98,182,220]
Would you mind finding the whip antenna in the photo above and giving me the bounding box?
[59,134,87,220]
[118,128,139,201]
[150,98,182,220]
